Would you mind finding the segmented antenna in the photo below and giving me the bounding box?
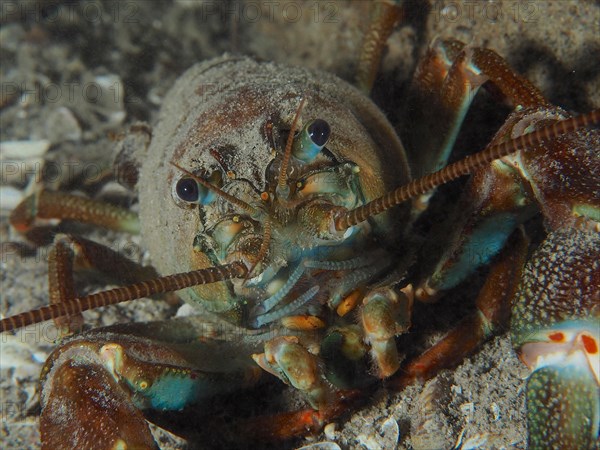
[170,162,257,215]
[246,218,272,280]
[335,109,600,231]
[277,97,307,197]
[0,262,247,333]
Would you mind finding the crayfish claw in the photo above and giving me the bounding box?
[526,361,599,450]
[40,350,157,450]
[511,227,600,449]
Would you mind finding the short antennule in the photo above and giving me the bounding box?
[0,262,247,333]
[277,97,307,197]
[245,218,272,281]
[335,109,600,231]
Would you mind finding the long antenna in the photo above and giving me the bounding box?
[335,109,600,231]
[0,262,247,333]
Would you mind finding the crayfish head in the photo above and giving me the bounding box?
[142,57,411,325]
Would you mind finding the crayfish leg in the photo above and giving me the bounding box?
[402,38,548,185]
[390,228,528,390]
[47,233,158,335]
[360,286,412,378]
[355,0,404,93]
[252,336,334,410]
[234,389,364,443]
[10,189,140,236]
[400,38,551,271]
[416,151,537,300]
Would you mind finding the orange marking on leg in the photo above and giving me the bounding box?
[582,334,598,354]
[548,331,565,342]
[12,222,30,233]
[299,410,318,426]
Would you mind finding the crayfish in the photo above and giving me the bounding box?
[1,1,598,449]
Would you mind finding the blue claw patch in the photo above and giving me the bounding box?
[432,212,517,290]
[135,368,202,410]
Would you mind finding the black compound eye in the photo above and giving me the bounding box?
[307,119,331,147]
[175,177,199,203]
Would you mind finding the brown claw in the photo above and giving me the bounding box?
[41,355,157,450]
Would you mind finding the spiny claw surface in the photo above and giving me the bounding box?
[526,353,599,449]
[511,227,600,449]
[40,346,157,450]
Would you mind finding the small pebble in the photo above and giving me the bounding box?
[324,422,337,441]
[295,442,341,450]
[0,139,50,159]
[44,107,82,143]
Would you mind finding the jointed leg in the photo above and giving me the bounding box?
[252,282,413,414]
[391,229,528,390]
[47,234,158,334]
[10,190,150,334]
[10,189,140,235]
[355,0,404,93]
[402,39,552,297]
[403,38,549,181]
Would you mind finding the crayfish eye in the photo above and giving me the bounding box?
[175,177,200,203]
[307,119,330,147]
[292,118,331,163]
[172,170,220,207]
